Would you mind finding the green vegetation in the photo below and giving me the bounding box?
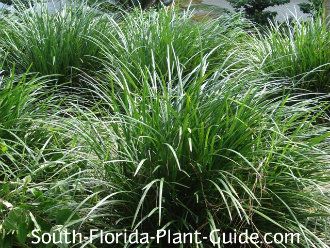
[252,17,330,92]
[299,0,324,16]
[0,0,12,4]
[0,2,330,248]
[93,9,249,84]
[227,0,290,24]
[78,60,330,247]
[0,2,109,80]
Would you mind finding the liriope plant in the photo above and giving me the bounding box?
[0,1,109,81]
[60,57,330,247]
[90,8,250,86]
[250,16,330,92]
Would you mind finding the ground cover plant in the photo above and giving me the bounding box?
[92,8,250,85]
[67,60,330,247]
[0,72,96,247]
[0,1,109,81]
[0,1,330,247]
[251,17,330,92]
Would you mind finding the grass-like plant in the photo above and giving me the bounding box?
[1,5,330,248]
[67,59,330,247]
[0,50,5,71]
[251,17,330,92]
[0,72,43,246]
[92,8,250,85]
[0,72,92,247]
[0,72,40,137]
[0,1,109,81]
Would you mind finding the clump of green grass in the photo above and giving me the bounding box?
[68,60,330,247]
[252,17,330,92]
[0,1,109,81]
[1,6,330,248]
[0,50,5,71]
[0,71,92,247]
[0,72,45,246]
[0,72,39,137]
[92,8,249,85]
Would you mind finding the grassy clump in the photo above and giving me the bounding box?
[67,61,330,247]
[252,17,330,92]
[93,8,250,84]
[0,72,91,247]
[0,72,40,137]
[0,72,43,246]
[0,50,5,71]
[0,5,330,248]
[0,1,109,81]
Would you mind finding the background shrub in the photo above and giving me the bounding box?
[299,0,324,16]
[227,0,290,25]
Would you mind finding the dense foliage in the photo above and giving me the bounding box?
[0,0,12,4]
[299,0,324,16]
[93,9,249,85]
[227,0,290,24]
[0,2,109,81]
[116,0,173,9]
[252,17,330,92]
[0,2,330,248]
